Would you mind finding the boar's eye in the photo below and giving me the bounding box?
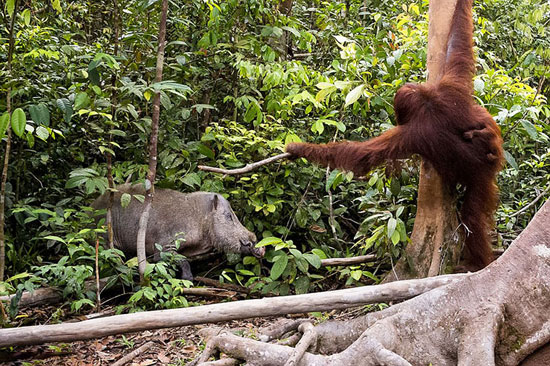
[224,212,233,221]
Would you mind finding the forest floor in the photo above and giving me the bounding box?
[0,299,363,366]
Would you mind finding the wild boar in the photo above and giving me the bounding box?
[92,184,262,279]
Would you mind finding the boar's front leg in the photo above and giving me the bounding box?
[178,259,193,281]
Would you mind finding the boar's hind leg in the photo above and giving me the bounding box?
[178,259,193,281]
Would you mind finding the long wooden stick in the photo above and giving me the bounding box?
[198,153,291,175]
[0,274,467,347]
[320,255,377,267]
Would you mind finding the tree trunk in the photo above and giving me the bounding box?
[105,0,121,250]
[385,0,462,281]
[0,0,18,281]
[135,0,168,282]
[194,199,550,365]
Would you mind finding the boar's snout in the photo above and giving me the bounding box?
[240,233,264,258]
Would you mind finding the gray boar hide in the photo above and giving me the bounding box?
[92,184,262,279]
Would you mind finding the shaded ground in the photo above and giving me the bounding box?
[1,299,362,366]
[1,314,274,365]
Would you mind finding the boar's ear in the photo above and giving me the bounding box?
[209,194,219,211]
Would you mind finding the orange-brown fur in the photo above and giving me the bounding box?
[286,0,503,270]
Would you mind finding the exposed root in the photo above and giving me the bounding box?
[259,319,310,342]
[277,333,302,347]
[457,305,503,366]
[284,323,316,366]
[199,359,239,366]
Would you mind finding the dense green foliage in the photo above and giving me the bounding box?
[0,0,548,313]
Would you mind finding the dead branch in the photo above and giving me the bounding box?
[320,255,377,267]
[180,287,237,298]
[198,153,291,175]
[0,274,466,347]
[195,276,250,294]
[112,340,155,366]
[510,185,550,217]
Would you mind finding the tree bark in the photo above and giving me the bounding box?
[0,274,464,347]
[0,0,18,281]
[135,0,168,282]
[385,0,462,281]
[105,0,122,250]
[193,199,550,365]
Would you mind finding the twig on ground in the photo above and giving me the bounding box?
[198,153,291,175]
[111,341,155,366]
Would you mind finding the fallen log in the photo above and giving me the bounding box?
[0,273,467,347]
[0,278,111,308]
[0,280,235,309]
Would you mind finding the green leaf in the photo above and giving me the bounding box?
[256,237,283,247]
[244,103,258,123]
[29,104,50,126]
[295,257,309,273]
[11,108,26,138]
[196,143,215,159]
[503,150,518,170]
[294,276,310,294]
[311,120,324,135]
[5,272,30,282]
[0,113,9,141]
[520,120,538,139]
[44,235,66,244]
[270,254,288,280]
[22,9,31,25]
[303,253,321,269]
[237,269,256,276]
[391,230,401,245]
[56,98,73,123]
[390,178,401,196]
[27,133,35,148]
[326,170,343,192]
[51,0,62,13]
[121,193,131,208]
[281,26,301,37]
[350,270,362,281]
[182,173,201,188]
[295,207,307,228]
[473,78,484,93]
[65,176,88,189]
[35,126,49,141]
[74,92,91,110]
[311,248,327,259]
[6,0,14,17]
[345,85,364,106]
[387,218,397,239]
[316,82,334,90]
